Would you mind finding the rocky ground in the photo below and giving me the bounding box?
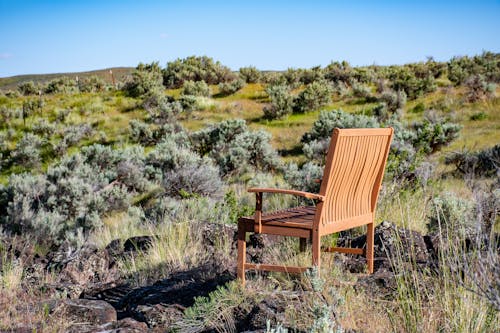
[2,221,491,332]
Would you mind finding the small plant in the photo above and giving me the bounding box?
[469,111,487,121]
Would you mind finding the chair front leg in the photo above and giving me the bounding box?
[366,222,374,274]
[237,221,247,285]
[312,230,321,273]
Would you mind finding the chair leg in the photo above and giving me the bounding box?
[366,222,374,274]
[299,237,307,252]
[312,232,321,273]
[237,222,246,285]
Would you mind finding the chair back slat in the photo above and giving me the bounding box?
[316,128,393,228]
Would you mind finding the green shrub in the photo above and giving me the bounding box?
[294,80,332,113]
[284,162,323,194]
[218,78,245,96]
[351,82,372,100]
[61,124,94,146]
[379,89,407,113]
[123,62,164,98]
[78,75,106,93]
[263,84,294,119]
[464,74,496,102]
[10,133,43,169]
[130,120,187,146]
[387,66,436,99]
[324,60,354,84]
[427,192,475,237]
[191,119,281,176]
[411,115,461,154]
[445,144,500,177]
[17,81,39,96]
[181,80,211,97]
[44,77,78,94]
[411,102,425,113]
[469,112,488,121]
[301,109,379,144]
[239,66,261,83]
[163,55,234,88]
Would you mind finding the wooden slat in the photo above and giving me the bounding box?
[323,247,365,255]
[244,263,308,274]
[320,212,373,235]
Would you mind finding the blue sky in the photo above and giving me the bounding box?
[0,0,499,77]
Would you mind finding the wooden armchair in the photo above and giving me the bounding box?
[237,128,394,284]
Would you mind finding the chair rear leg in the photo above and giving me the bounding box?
[299,237,307,252]
[312,232,321,273]
[366,222,374,274]
[237,222,246,285]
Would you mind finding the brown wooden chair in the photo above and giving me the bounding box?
[237,128,394,284]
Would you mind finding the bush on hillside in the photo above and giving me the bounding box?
[379,89,407,113]
[295,80,333,113]
[284,162,323,194]
[123,62,164,98]
[301,110,379,144]
[180,80,211,97]
[387,66,436,99]
[0,144,150,246]
[18,81,39,96]
[10,133,43,169]
[191,119,281,176]
[263,84,294,119]
[218,78,245,96]
[239,66,261,83]
[324,61,354,84]
[44,77,78,94]
[464,74,496,102]
[445,144,500,177]
[411,114,461,154]
[163,56,234,88]
[78,75,107,93]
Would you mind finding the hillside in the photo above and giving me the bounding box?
[0,67,133,91]
[0,54,498,332]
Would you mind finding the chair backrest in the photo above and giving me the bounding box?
[315,128,393,231]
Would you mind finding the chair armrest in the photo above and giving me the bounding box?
[248,188,324,201]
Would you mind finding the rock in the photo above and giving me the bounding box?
[53,299,117,325]
[246,299,288,330]
[45,244,120,298]
[105,238,124,258]
[355,268,398,299]
[124,236,154,253]
[338,221,431,271]
[97,317,149,332]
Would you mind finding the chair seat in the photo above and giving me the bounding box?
[240,206,316,229]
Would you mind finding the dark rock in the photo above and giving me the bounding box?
[355,268,398,299]
[106,238,124,257]
[97,317,149,332]
[246,299,288,330]
[53,299,117,325]
[338,221,431,271]
[80,282,133,308]
[45,244,120,298]
[124,236,154,253]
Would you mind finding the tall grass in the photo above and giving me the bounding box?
[387,197,499,332]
